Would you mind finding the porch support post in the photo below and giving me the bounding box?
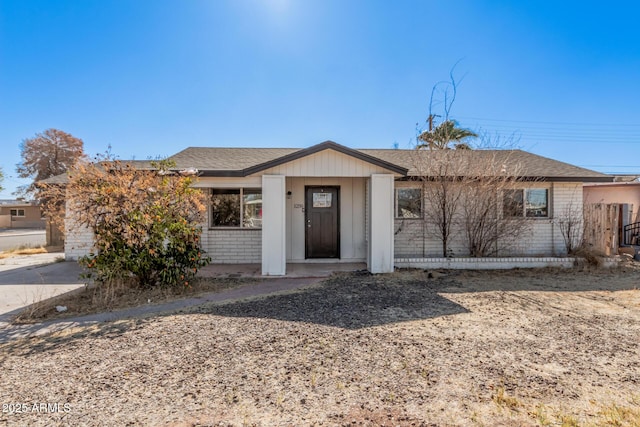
[262,175,286,276]
[368,174,394,273]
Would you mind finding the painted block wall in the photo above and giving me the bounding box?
[393,182,583,257]
[67,220,264,264]
[195,177,265,264]
[64,216,94,260]
[500,182,582,256]
[63,178,584,262]
[201,229,262,263]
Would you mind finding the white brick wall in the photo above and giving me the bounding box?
[64,215,259,264]
[65,218,263,264]
[394,218,468,257]
[552,182,584,254]
[64,181,583,262]
[395,257,575,269]
[64,216,94,260]
[64,229,93,261]
[500,182,583,256]
[202,229,262,263]
[393,182,584,258]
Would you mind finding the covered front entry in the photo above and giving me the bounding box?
[305,186,340,258]
[257,142,402,275]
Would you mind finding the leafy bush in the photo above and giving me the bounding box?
[49,154,210,289]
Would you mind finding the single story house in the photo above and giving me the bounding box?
[64,141,613,274]
[0,200,45,229]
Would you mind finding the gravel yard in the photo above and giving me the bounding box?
[1,266,640,426]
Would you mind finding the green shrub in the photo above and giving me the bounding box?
[67,156,210,289]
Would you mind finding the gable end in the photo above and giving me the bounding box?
[243,141,408,176]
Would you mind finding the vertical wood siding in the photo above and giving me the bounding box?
[285,177,367,261]
[258,149,394,177]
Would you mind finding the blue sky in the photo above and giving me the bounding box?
[1,0,639,198]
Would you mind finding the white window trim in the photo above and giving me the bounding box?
[10,209,25,217]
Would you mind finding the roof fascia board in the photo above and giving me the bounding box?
[528,176,615,183]
[396,176,614,183]
[198,170,245,177]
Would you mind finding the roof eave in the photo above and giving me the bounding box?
[399,175,614,183]
[533,176,615,183]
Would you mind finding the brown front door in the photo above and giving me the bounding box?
[305,186,340,258]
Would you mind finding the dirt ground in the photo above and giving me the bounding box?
[1,264,639,426]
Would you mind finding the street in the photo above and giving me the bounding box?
[0,229,46,251]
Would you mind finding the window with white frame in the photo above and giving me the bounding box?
[210,188,262,228]
[503,189,549,218]
[395,188,422,218]
[10,209,25,217]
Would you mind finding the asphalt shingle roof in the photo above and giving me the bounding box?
[39,142,613,184]
[168,144,611,181]
[169,147,300,171]
[359,149,610,180]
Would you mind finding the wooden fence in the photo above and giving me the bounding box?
[583,203,619,256]
[46,221,65,247]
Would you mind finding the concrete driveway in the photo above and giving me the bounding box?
[0,253,85,322]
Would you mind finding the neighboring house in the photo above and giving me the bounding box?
[584,181,640,246]
[64,141,612,274]
[37,173,69,247]
[0,200,45,229]
[39,160,156,247]
[584,181,640,223]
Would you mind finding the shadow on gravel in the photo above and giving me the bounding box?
[198,273,469,329]
[0,319,141,359]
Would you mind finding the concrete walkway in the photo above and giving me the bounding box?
[0,256,365,344]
